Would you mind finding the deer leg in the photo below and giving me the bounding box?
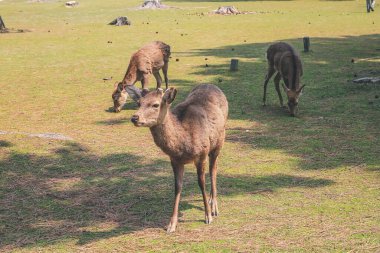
[208,149,220,217]
[263,66,276,106]
[162,61,169,90]
[274,73,285,107]
[195,155,212,225]
[153,71,163,89]
[167,161,185,233]
[141,74,150,96]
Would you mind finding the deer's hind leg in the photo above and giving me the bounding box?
[274,73,285,107]
[153,71,163,89]
[263,65,276,106]
[162,61,169,90]
[195,155,212,225]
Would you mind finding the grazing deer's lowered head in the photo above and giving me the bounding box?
[111,82,128,113]
[131,84,228,233]
[281,83,305,116]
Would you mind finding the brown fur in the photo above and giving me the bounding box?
[112,41,171,112]
[263,42,305,116]
[131,84,228,232]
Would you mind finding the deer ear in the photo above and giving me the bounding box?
[163,87,177,104]
[297,84,305,94]
[116,82,124,92]
[281,83,290,93]
[125,85,142,102]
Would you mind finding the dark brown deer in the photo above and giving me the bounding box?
[112,41,171,112]
[130,84,228,233]
[263,42,305,116]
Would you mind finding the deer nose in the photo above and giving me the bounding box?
[131,115,139,123]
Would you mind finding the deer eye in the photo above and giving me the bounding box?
[152,103,160,108]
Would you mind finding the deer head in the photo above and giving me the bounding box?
[112,82,128,113]
[131,88,177,127]
[282,83,305,117]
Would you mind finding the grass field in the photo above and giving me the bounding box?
[0,0,379,252]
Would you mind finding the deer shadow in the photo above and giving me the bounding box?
[0,141,334,249]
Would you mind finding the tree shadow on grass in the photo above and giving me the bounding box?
[0,141,333,250]
[177,34,380,170]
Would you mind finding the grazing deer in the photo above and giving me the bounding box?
[263,42,305,116]
[112,41,171,112]
[130,84,228,233]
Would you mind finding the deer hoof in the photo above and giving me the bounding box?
[166,222,176,233]
[209,199,219,216]
[205,215,213,224]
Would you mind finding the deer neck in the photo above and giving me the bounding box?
[122,65,138,86]
[150,111,185,156]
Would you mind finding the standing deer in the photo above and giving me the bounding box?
[263,42,305,116]
[130,84,228,233]
[112,41,171,112]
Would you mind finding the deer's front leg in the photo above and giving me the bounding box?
[263,66,275,106]
[167,161,185,233]
[141,74,150,96]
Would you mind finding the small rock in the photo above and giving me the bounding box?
[109,17,131,26]
[65,1,79,7]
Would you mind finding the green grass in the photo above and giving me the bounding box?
[0,0,379,252]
